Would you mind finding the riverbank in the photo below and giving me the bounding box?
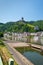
[3,40,43,65]
[15,47,43,65]
[3,41,34,65]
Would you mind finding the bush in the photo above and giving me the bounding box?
[0,40,5,46]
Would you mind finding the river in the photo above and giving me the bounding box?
[15,47,43,65]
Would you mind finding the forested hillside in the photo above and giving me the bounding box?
[29,20,43,31]
[0,20,43,33]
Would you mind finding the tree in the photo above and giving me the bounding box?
[0,32,3,37]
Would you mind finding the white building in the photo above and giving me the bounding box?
[4,32,43,44]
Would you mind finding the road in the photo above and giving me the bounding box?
[3,41,34,65]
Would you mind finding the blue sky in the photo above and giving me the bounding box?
[0,0,43,23]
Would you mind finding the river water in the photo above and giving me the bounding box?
[23,51,43,65]
[15,47,43,65]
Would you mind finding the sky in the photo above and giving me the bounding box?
[0,0,43,23]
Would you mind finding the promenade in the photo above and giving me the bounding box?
[3,41,34,65]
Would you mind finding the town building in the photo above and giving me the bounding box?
[4,32,43,44]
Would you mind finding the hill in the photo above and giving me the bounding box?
[29,20,43,31]
[0,20,34,32]
[0,20,43,33]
